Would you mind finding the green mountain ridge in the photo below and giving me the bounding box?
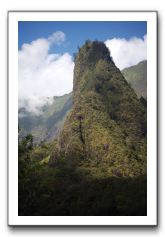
[50,41,147,173]
[122,60,147,98]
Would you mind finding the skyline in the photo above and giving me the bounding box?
[19,21,147,56]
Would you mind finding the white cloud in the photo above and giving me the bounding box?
[19,31,74,114]
[19,32,147,114]
[105,35,147,70]
[48,31,65,44]
[19,96,54,116]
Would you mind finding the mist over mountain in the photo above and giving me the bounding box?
[19,93,72,143]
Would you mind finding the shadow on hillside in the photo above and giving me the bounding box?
[19,161,147,216]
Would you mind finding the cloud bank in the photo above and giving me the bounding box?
[19,32,147,114]
[105,35,147,70]
[19,31,74,114]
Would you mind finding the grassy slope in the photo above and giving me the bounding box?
[122,60,147,98]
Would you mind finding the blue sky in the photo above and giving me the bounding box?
[18,21,147,113]
[18,21,147,56]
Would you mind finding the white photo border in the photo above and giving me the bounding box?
[8,11,157,226]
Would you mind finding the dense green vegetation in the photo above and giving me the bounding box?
[19,41,147,216]
[18,136,147,216]
[18,134,146,216]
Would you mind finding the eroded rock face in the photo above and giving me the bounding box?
[50,41,147,177]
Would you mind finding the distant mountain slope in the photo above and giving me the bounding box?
[19,93,72,143]
[122,60,147,98]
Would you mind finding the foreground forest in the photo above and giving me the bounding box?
[18,41,147,216]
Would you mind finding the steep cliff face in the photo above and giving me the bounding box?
[50,41,147,177]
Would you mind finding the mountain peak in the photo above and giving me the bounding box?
[73,41,114,101]
[50,41,147,178]
[76,40,112,65]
